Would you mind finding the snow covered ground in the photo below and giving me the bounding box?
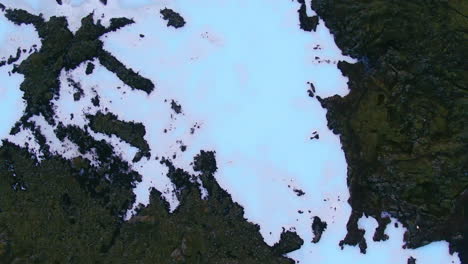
[0,0,460,263]
[0,11,39,142]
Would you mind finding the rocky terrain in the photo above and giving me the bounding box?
[312,0,467,261]
[0,4,303,263]
[0,0,466,263]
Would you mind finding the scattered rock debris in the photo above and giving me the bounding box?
[307,82,316,97]
[293,188,306,196]
[180,145,187,152]
[310,131,319,140]
[67,77,84,101]
[91,95,100,107]
[7,48,22,65]
[85,62,95,75]
[170,100,183,114]
[312,0,467,259]
[407,256,416,264]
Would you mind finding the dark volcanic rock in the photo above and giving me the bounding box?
[170,99,182,114]
[87,111,151,162]
[0,141,137,262]
[339,211,367,253]
[160,8,186,28]
[311,216,327,243]
[311,0,468,261]
[307,82,316,97]
[111,151,298,263]
[272,229,304,256]
[91,94,100,107]
[85,62,95,75]
[407,256,417,264]
[56,0,62,5]
[193,150,217,175]
[297,0,319,32]
[373,214,390,242]
[2,8,152,126]
[6,48,21,65]
[0,143,299,263]
[21,120,52,159]
[293,188,305,196]
[67,77,84,101]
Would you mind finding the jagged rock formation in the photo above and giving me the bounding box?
[160,8,186,29]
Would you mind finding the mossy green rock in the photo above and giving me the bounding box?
[87,111,151,162]
[312,0,467,260]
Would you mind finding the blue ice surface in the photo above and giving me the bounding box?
[0,1,462,263]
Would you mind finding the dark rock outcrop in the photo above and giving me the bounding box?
[297,0,319,32]
[311,216,327,243]
[160,8,186,28]
[87,111,151,162]
[312,0,468,261]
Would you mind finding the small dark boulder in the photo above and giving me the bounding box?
[160,8,186,28]
[91,95,100,107]
[85,62,95,75]
[312,216,328,243]
[293,188,306,196]
[407,256,416,264]
[170,100,182,114]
